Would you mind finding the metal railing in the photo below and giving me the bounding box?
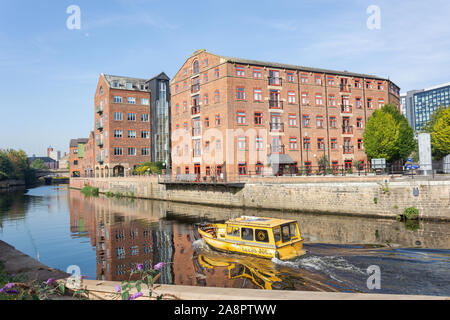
[268,77,282,86]
[269,100,283,109]
[269,123,284,132]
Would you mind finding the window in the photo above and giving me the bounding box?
[204,117,209,128]
[378,82,384,90]
[328,95,336,106]
[114,130,123,138]
[288,91,296,104]
[141,114,149,122]
[289,137,298,150]
[254,112,263,125]
[141,131,150,139]
[141,98,149,105]
[302,115,310,127]
[175,84,179,93]
[253,68,262,78]
[204,141,210,152]
[216,140,222,151]
[193,139,201,157]
[255,137,263,151]
[355,79,361,88]
[356,118,363,129]
[227,226,240,237]
[183,81,187,89]
[203,72,208,83]
[127,113,136,121]
[215,114,221,126]
[329,116,337,128]
[238,164,248,176]
[271,136,282,153]
[113,81,119,88]
[237,111,246,124]
[315,76,322,85]
[193,60,199,74]
[303,138,310,150]
[128,148,136,156]
[254,89,262,101]
[301,74,308,83]
[317,138,325,150]
[73,160,78,165]
[378,99,384,108]
[214,90,220,103]
[236,66,245,77]
[116,247,125,259]
[269,70,281,85]
[142,148,150,156]
[114,112,122,121]
[204,58,208,67]
[183,101,187,111]
[114,96,122,103]
[331,138,338,150]
[214,68,219,79]
[114,148,123,156]
[327,77,335,86]
[355,97,362,109]
[367,98,373,109]
[126,82,133,90]
[255,229,269,243]
[315,94,323,105]
[192,77,200,93]
[237,137,247,150]
[237,87,245,100]
[358,139,363,150]
[256,163,264,175]
[301,93,309,105]
[203,94,209,105]
[128,130,136,138]
[287,72,295,82]
[366,81,373,89]
[316,116,324,128]
[288,114,297,127]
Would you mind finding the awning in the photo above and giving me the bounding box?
[267,154,296,165]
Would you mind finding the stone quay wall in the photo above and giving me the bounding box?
[70,176,450,221]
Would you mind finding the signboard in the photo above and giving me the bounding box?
[371,158,386,169]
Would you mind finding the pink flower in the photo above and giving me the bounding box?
[128,292,143,300]
[137,264,144,271]
[115,285,121,293]
[46,278,55,286]
[154,262,168,271]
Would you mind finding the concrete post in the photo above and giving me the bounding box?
[418,133,433,175]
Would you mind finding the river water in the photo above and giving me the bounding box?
[0,185,449,296]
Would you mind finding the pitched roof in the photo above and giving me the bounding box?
[70,138,89,148]
[102,74,149,91]
[146,72,170,82]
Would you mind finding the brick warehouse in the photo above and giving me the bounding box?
[170,49,400,180]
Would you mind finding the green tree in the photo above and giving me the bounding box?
[363,110,400,161]
[30,159,46,170]
[423,106,450,160]
[0,151,14,180]
[381,104,416,160]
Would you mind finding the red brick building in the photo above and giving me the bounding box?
[69,138,89,177]
[93,74,153,177]
[170,49,400,179]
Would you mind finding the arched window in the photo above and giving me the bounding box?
[193,60,199,74]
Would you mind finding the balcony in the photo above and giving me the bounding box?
[96,157,104,164]
[269,100,283,110]
[340,84,352,93]
[96,122,103,131]
[96,140,103,148]
[268,77,282,86]
[342,126,353,134]
[269,123,284,133]
[340,104,352,113]
[191,106,200,115]
[343,146,354,154]
[191,84,200,94]
[96,105,103,114]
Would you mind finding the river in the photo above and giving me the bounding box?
[0,185,449,296]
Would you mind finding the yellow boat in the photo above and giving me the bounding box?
[197,216,306,260]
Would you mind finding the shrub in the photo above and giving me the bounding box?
[81,185,99,197]
[403,207,419,220]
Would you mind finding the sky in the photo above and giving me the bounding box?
[0,0,449,156]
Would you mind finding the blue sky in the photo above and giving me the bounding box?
[0,0,449,156]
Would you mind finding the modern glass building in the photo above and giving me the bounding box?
[401,82,450,131]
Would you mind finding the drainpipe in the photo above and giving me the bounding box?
[297,70,303,166]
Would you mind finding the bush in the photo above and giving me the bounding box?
[81,185,99,197]
[403,207,419,220]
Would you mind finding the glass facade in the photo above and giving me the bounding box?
[413,84,450,130]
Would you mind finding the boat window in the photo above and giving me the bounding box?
[273,227,281,242]
[241,228,254,241]
[227,226,240,237]
[255,229,269,243]
[281,225,290,242]
[290,223,298,238]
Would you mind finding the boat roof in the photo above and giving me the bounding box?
[226,216,297,228]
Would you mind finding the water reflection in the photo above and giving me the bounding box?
[0,186,449,295]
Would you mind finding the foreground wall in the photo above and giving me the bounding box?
[70,177,450,221]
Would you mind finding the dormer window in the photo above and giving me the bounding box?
[100,86,103,94]
[140,84,145,90]
[193,60,199,75]
[113,81,119,88]
[126,82,133,90]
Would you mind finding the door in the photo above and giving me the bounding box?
[194,164,201,182]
